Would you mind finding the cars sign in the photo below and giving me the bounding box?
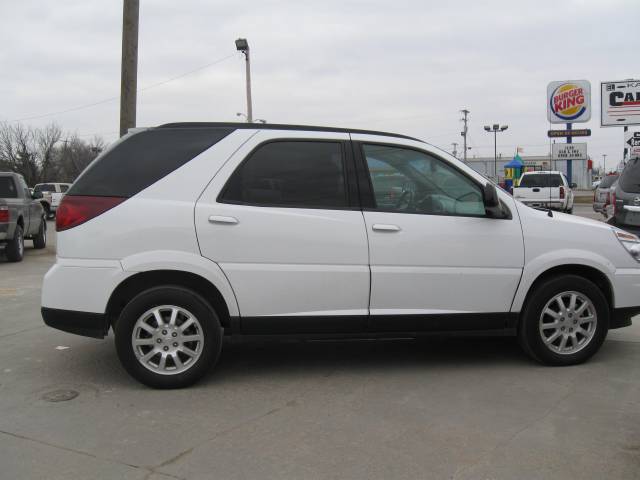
[601,80,640,126]
[547,80,591,124]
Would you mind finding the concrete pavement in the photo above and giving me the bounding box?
[0,215,639,480]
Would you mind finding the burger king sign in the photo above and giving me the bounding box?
[547,80,591,123]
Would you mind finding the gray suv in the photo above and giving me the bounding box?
[612,158,640,230]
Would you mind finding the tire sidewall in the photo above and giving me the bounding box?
[115,286,222,388]
[33,219,46,249]
[6,225,24,262]
[519,275,609,365]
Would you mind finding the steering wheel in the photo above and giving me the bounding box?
[395,190,413,210]
[456,191,482,203]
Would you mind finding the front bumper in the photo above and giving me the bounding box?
[42,307,108,338]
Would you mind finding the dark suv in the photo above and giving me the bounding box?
[612,158,640,231]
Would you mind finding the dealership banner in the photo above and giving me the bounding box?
[601,80,640,127]
[547,80,591,124]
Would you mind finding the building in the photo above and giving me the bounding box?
[463,154,593,189]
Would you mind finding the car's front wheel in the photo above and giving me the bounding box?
[115,286,223,388]
[518,275,608,365]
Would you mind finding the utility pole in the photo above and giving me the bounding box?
[602,154,607,175]
[235,38,252,123]
[460,109,470,162]
[119,0,139,137]
[451,142,458,158]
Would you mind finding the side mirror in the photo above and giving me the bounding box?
[32,191,43,199]
[570,183,577,189]
[482,183,503,218]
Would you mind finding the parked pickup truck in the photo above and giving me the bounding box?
[0,172,47,262]
[33,182,72,219]
[513,171,575,214]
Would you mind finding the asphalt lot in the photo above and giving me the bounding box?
[1,206,639,480]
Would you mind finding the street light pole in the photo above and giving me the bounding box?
[120,0,139,137]
[484,123,508,181]
[235,38,252,123]
[602,154,607,175]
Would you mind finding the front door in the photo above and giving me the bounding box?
[353,138,524,332]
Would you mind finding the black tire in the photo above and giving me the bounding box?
[566,208,573,214]
[518,275,609,366]
[6,224,24,262]
[115,286,223,388]
[33,218,46,249]
[42,202,52,219]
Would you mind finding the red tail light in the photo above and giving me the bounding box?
[56,196,125,232]
[0,206,9,223]
[606,192,611,205]
[559,186,565,199]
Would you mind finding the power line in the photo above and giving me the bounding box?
[10,53,235,123]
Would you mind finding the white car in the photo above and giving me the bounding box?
[33,182,72,218]
[513,171,575,213]
[41,123,640,388]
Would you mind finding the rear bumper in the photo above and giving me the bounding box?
[521,201,565,210]
[42,307,108,338]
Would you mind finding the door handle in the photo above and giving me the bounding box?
[208,215,238,225]
[372,223,401,232]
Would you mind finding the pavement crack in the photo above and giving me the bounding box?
[0,428,148,472]
[151,403,288,475]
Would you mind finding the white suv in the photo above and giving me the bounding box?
[41,123,640,388]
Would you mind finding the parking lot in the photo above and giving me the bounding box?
[1,208,639,480]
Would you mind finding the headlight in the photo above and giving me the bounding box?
[613,228,640,262]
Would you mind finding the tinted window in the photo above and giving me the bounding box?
[619,159,640,193]
[69,127,233,197]
[363,144,484,216]
[0,177,18,198]
[599,175,619,189]
[519,173,563,188]
[220,141,347,208]
[34,183,56,193]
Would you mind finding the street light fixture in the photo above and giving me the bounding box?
[235,38,252,123]
[484,123,509,180]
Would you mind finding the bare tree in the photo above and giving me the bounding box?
[0,122,105,185]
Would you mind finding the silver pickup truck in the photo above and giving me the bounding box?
[0,172,47,262]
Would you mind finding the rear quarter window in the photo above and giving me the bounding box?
[68,127,233,197]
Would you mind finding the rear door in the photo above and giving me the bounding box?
[195,130,370,333]
[351,135,524,332]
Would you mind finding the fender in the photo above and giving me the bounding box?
[120,250,240,317]
[510,248,615,312]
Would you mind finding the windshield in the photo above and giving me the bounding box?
[619,159,640,193]
[599,175,619,189]
[33,184,56,193]
[0,177,18,198]
[519,173,563,188]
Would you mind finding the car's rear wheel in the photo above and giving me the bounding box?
[115,286,223,388]
[518,275,608,365]
[6,225,24,262]
[33,218,46,249]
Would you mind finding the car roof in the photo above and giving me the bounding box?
[522,170,562,174]
[158,122,422,142]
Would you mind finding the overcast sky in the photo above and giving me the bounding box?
[1,0,637,168]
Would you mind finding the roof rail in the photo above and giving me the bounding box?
[158,122,421,142]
